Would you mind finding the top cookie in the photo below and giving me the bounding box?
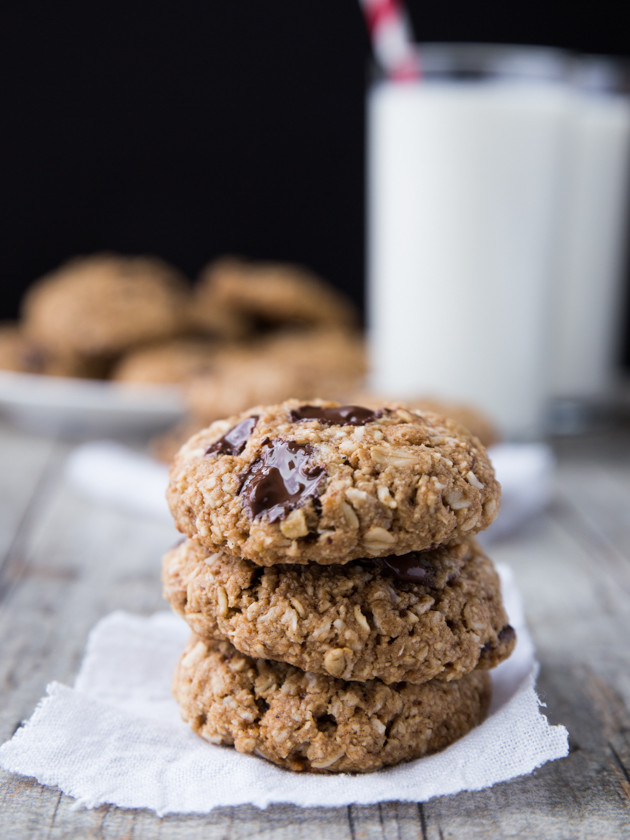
[167,399,501,566]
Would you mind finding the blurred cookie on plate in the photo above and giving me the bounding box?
[193,256,358,337]
[185,328,367,425]
[0,322,105,378]
[22,253,191,361]
[111,338,227,386]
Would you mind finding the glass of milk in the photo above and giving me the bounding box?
[549,55,630,414]
[367,44,571,440]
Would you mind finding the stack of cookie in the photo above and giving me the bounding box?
[163,399,515,772]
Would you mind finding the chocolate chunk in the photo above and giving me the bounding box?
[371,552,438,586]
[205,416,258,456]
[240,438,325,522]
[480,625,516,658]
[497,624,516,645]
[290,404,382,426]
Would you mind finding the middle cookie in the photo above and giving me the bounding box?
[163,536,515,686]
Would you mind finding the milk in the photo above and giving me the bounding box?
[550,83,630,400]
[368,74,570,439]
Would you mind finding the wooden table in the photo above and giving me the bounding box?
[1,418,629,838]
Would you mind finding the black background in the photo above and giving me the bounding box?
[1,1,629,365]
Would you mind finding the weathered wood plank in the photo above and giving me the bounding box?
[414,461,630,839]
[0,421,58,570]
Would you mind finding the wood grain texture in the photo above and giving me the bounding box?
[1,420,630,838]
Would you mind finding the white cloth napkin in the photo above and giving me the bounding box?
[63,441,556,542]
[65,441,172,522]
[0,566,568,815]
[480,443,556,543]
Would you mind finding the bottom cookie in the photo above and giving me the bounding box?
[173,635,492,773]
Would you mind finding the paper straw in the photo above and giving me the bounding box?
[359,0,421,80]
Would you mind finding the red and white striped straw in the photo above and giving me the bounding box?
[360,0,421,80]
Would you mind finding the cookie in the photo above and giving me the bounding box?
[22,253,191,358]
[111,338,225,385]
[195,257,358,334]
[167,399,500,566]
[185,329,366,425]
[189,270,250,340]
[163,536,515,685]
[0,323,106,378]
[173,635,492,773]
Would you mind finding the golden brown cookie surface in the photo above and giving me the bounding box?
[111,338,224,385]
[163,536,515,685]
[173,635,492,773]
[167,399,501,566]
[194,256,358,335]
[22,253,191,358]
[0,322,105,378]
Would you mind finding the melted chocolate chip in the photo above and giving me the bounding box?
[497,624,516,645]
[240,438,325,522]
[205,416,258,457]
[480,624,516,658]
[370,552,438,586]
[290,404,382,426]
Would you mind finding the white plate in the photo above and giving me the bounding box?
[0,370,186,436]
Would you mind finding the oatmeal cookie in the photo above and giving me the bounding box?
[22,253,191,358]
[167,399,500,566]
[173,635,492,772]
[111,338,225,385]
[190,271,250,340]
[163,537,515,684]
[0,323,106,378]
[195,256,358,333]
